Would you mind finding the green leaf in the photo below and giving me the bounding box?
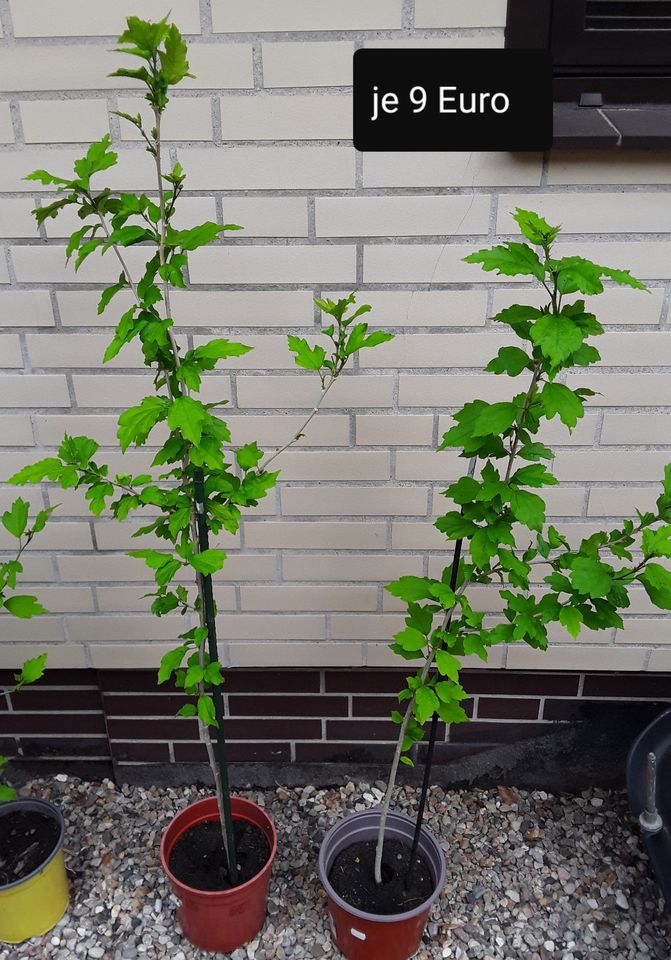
[435,513,478,539]
[168,396,208,445]
[464,242,545,281]
[473,402,518,437]
[384,576,435,603]
[540,382,584,430]
[10,458,65,485]
[177,703,197,717]
[158,644,189,684]
[400,755,414,767]
[159,22,194,84]
[639,563,671,610]
[117,396,169,451]
[192,338,252,366]
[569,556,613,598]
[189,549,226,575]
[14,653,47,686]
[485,346,532,377]
[2,499,29,539]
[642,525,671,559]
[236,441,263,471]
[4,595,46,619]
[287,336,326,371]
[59,434,99,467]
[98,280,127,315]
[435,649,460,682]
[530,313,584,366]
[197,694,217,727]
[511,464,557,488]
[554,257,603,296]
[512,208,560,247]
[415,685,440,724]
[559,607,582,639]
[509,489,545,531]
[599,265,647,291]
[394,627,428,652]
[204,661,224,686]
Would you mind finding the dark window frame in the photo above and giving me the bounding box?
[506,0,671,103]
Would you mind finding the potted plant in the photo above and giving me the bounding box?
[0,501,69,944]
[10,16,392,954]
[318,210,671,960]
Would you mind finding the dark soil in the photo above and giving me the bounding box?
[0,810,60,886]
[328,838,435,915]
[169,818,270,891]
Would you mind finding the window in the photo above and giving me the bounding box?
[506,0,671,145]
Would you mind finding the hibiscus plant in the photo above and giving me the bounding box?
[10,16,392,878]
[374,210,671,883]
[0,498,50,800]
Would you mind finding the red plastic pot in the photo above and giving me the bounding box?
[160,796,277,953]
[318,809,446,960]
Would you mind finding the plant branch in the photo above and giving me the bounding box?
[258,375,337,473]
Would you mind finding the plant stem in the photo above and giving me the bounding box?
[193,468,239,882]
[258,375,337,473]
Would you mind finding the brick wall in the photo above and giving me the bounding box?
[1,0,671,681]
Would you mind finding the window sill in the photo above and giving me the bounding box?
[553,104,671,149]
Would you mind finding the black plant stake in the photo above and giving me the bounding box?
[405,458,476,885]
[193,467,239,884]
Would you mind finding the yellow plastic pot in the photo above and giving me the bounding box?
[0,798,69,943]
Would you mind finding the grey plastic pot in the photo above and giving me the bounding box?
[318,809,446,960]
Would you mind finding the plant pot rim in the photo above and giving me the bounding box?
[318,808,446,924]
[160,795,277,899]
[0,797,65,893]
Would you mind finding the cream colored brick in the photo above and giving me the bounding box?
[491,286,664,326]
[212,0,401,31]
[364,152,542,188]
[399,374,515,407]
[221,94,351,140]
[11,243,148,283]
[89,643,174,668]
[223,198,308,238]
[360,333,511,368]
[263,41,353,88]
[331,614,403,641]
[236,374,394,409]
[189,244,356,284]
[0,522,92,550]
[325,289,487,327]
[648,649,671,671]
[364,244,512,284]
[415,0,506,26]
[0,257,7,285]
[72,375,154,407]
[0,487,43,512]
[244,521,385,550]
[37,414,124,446]
[229,642,362,668]
[0,103,13,143]
[364,36,504,49]
[282,485,428,517]
[0,642,86,669]
[27,334,143,369]
[0,615,65,642]
[27,586,94,613]
[437,413,597,447]
[93,520,238,551]
[0,415,33,446]
[567,373,671,406]
[0,44,252,92]
[0,199,38,239]
[369,642,504,668]
[599,332,671,365]
[56,289,133,325]
[555,451,669,482]
[392,521,448,550]
[316,195,490,238]
[602,413,671,445]
[498,192,671,235]
[615,619,670,644]
[10,0,200,36]
[97,585,236,612]
[220,614,324,641]
[432,486,585,518]
[0,555,52,582]
[356,415,433,446]
[176,146,355,189]
[171,289,315,326]
[506,644,646,671]
[283,554,422,581]
[396,450,461,482]
[547,151,671,185]
[227,414,349,447]
[0,290,54,325]
[193,334,308,369]
[117,97,212,141]
[1,150,155,193]
[270,450,389,481]
[57,553,275,582]
[0,335,23,368]
[20,99,110,143]
[68,615,179,643]
[0,375,70,408]
[241,585,376,611]
[588,486,657,517]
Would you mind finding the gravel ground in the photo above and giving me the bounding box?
[1,776,669,960]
